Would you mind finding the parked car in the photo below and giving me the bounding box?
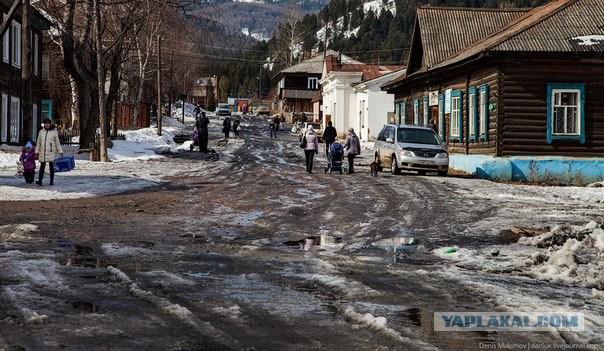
[298,122,323,143]
[373,124,448,176]
[256,103,271,116]
[216,103,231,116]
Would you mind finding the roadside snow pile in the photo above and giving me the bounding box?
[519,221,604,291]
[434,221,604,299]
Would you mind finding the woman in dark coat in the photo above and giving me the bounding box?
[343,128,361,174]
[223,116,231,138]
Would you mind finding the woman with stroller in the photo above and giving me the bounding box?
[302,124,319,173]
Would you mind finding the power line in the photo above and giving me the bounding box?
[162,38,410,57]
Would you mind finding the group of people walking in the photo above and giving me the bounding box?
[193,107,363,175]
[17,118,64,186]
[192,109,240,153]
[301,121,361,174]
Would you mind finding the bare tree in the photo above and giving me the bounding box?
[36,0,209,157]
[273,5,308,67]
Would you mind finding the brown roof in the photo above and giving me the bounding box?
[385,0,604,90]
[325,55,404,81]
[433,0,604,70]
[416,6,528,68]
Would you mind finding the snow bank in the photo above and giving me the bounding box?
[519,221,604,290]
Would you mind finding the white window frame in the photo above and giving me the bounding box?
[551,89,580,136]
[479,89,487,135]
[468,90,476,139]
[2,14,8,63]
[11,20,21,68]
[413,99,419,125]
[423,97,429,125]
[451,96,461,138]
[10,95,20,143]
[1,94,7,142]
[308,77,318,90]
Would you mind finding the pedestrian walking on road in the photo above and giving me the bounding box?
[233,117,241,138]
[343,127,361,174]
[323,121,337,157]
[269,121,277,139]
[196,112,210,153]
[35,118,63,186]
[303,124,319,173]
[223,116,231,139]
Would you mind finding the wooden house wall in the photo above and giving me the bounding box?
[500,57,604,157]
[0,0,47,144]
[393,66,500,156]
[285,75,320,89]
[468,68,498,156]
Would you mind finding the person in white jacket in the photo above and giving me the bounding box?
[35,118,63,186]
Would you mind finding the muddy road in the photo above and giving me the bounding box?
[0,116,600,350]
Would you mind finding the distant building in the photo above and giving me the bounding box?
[0,1,51,145]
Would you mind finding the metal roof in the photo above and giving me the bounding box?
[433,0,604,70]
[280,50,363,75]
[417,7,528,68]
[492,0,604,52]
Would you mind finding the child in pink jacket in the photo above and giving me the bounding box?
[19,141,37,184]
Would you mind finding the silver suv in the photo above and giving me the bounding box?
[373,124,448,176]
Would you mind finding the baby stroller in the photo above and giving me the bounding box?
[324,142,346,174]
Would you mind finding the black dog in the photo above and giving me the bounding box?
[370,161,379,177]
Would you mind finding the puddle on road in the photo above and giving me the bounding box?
[404,307,422,326]
[56,236,73,248]
[72,301,102,313]
[283,236,321,250]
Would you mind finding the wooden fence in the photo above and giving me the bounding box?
[117,103,150,129]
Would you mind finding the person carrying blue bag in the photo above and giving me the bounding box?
[35,118,63,186]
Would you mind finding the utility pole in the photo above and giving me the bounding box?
[21,0,31,142]
[258,65,262,104]
[156,34,162,136]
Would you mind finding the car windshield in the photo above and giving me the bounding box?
[309,123,321,129]
[218,104,229,109]
[397,128,441,145]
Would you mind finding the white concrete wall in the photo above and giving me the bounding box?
[367,84,395,141]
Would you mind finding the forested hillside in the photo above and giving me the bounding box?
[205,0,550,102]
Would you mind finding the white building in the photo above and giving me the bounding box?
[354,69,406,141]
[320,53,404,140]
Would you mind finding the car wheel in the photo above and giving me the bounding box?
[374,153,383,172]
[390,154,401,175]
[418,170,427,176]
[438,170,448,177]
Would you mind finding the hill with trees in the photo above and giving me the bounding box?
[202,0,551,103]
